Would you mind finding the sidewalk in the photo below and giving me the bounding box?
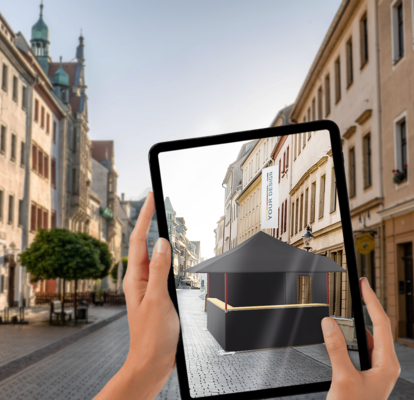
[0,305,126,380]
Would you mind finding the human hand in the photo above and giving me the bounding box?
[322,277,400,400]
[94,192,180,400]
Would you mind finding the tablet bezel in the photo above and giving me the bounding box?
[148,120,371,400]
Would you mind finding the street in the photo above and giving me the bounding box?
[0,291,413,399]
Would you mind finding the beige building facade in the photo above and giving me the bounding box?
[378,0,414,344]
[289,0,385,313]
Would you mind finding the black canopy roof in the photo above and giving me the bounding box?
[186,231,345,274]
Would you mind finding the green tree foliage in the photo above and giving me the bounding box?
[122,256,128,278]
[110,256,128,282]
[19,228,113,323]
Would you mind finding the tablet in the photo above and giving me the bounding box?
[149,120,371,399]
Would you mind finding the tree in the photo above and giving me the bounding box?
[20,229,112,323]
[110,256,128,283]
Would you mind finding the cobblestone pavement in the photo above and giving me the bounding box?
[0,292,413,399]
[0,306,125,368]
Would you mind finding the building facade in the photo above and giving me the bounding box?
[289,0,385,315]
[378,0,414,344]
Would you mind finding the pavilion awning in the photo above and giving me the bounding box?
[186,231,345,274]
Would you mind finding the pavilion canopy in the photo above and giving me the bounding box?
[186,231,345,274]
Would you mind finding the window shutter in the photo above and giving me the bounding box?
[31,203,36,231]
[51,158,56,187]
[37,206,42,230]
[38,148,43,176]
[281,203,284,234]
[32,144,37,171]
[43,210,48,230]
[279,159,281,182]
[284,199,287,232]
[330,168,337,213]
[44,154,49,180]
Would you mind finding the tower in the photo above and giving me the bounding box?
[31,1,50,74]
[50,56,69,103]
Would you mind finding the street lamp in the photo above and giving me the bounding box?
[302,226,314,252]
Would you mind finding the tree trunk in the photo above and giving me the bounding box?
[61,279,65,326]
[74,279,78,324]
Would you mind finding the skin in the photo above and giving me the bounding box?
[96,193,400,400]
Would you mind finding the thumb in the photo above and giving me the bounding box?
[146,238,172,299]
[322,317,355,376]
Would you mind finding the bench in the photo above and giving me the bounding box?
[50,300,73,324]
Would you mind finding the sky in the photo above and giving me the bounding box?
[2,0,342,256]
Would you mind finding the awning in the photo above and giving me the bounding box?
[186,231,345,274]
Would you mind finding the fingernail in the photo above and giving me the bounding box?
[322,318,334,334]
[361,277,370,288]
[155,239,169,254]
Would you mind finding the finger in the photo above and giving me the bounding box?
[322,317,355,376]
[360,278,394,359]
[366,328,374,358]
[125,193,155,283]
[145,238,172,301]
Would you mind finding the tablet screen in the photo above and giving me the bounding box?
[158,129,363,398]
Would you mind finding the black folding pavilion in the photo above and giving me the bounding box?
[186,231,346,351]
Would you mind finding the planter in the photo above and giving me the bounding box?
[393,168,407,184]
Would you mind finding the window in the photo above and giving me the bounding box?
[51,210,56,228]
[279,159,281,182]
[10,134,16,161]
[298,134,301,155]
[18,199,23,226]
[286,146,289,168]
[303,132,306,149]
[8,194,14,225]
[297,276,312,304]
[281,202,284,235]
[283,152,286,172]
[46,113,50,134]
[37,206,42,229]
[295,198,299,234]
[294,135,297,159]
[0,189,3,222]
[2,64,8,91]
[32,144,37,172]
[300,193,304,231]
[392,2,405,62]
[325,75,331,117]
[304,187,309,228]
[0,125,6,154]
[148,238,154,246]
[330,168,337,213]
[319,174,326,219]
[263,142,267,163]
[44,153,49,180]
[312,98,316,121]
[20,141,25,167]
[53,121,57,143]
[335,57,341,103]
[277,207,280,237]
[40,106,45,128]
[346,38,353,87]
[396,119,408,182]
[363,133,372,188]
[34,99,39,122]
[72,168,77,193]
[43,209,49,230]
[12,76,18,102]
[51,158,56,187]
[22,86,27,110]
[291,202,295,236]
[360,13,369,67]
[307,108,311,124]
[317,86,323,119]
[284,199,287,233]
[349,147,356,197]
[30,203,36,231]
[310,182,316,223]
[38,147,43,176]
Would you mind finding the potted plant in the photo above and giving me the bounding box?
[393,164,407,184]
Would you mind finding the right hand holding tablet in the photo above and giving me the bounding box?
[322,277,400,400]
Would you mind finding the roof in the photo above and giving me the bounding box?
[164,197,175,212]
[270,104,293,127]
[50,59,69,87]
[31,4,49,43]
[48,62,78,86]
[186,231,345,274]
[91,141,114,163]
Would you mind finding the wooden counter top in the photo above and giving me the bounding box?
[207,298,328,311]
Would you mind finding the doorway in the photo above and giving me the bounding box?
[398,242,413,339]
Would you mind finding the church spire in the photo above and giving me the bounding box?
[76,30,85,65]
[31,1,50,74]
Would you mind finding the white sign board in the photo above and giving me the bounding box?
[261,165,278,230]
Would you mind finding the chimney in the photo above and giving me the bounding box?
[121,193,125,201]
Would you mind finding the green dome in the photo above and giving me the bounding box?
[31,4,49,43]
[51,58,69,87]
